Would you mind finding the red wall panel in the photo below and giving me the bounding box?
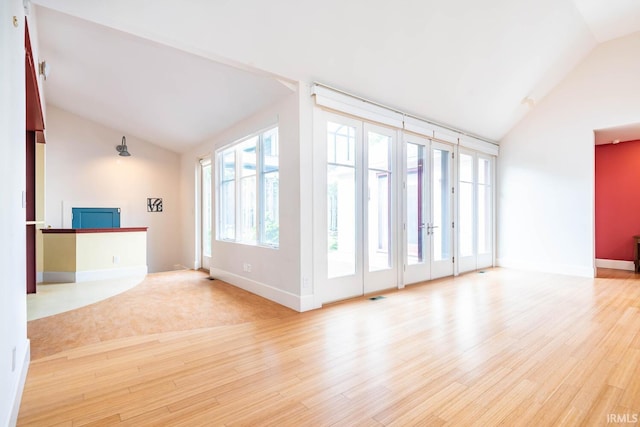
[595,139,640,261]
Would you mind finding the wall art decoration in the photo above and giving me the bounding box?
[147,198,163,212]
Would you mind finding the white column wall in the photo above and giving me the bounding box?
[498,31,640,277]
[0,1,30,425]
[180,90,314,311]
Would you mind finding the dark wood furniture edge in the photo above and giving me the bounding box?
[42,227,149,234]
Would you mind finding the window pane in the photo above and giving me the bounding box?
[478,184,491,254]
[220,180,235,240]
[262,129,279,173]
[202,163,212,256]
[459,181,473,257]
[327,122,355,166]
[406,143,424,265]
[260,128,279,246]
[222,150,235,181]
[368,131,390,170]
[240,176,256,242]
[217,127,278,248]
[262,171,279,246]
[368,132,391,272]
[478,157,490,185]
[239,137,257,178]
[328,164,356,278]
[369,171,390,271]
[432,148,450,261]
[460,153,473,182]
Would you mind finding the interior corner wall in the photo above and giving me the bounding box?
[180,90,304,310]
[498,31,640,277]
[0,0,30,425]
[595,140,640,261]
[297,84,316,307]
[44,106,182,273]
[178,139,209,271]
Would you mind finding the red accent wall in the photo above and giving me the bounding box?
[595,139,640,261]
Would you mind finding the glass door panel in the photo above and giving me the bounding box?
[201,158,212,270]
[403,136,454,284]
[327,121,357,279]
[327,164,356,278]
[363,124,397,294]
[403,136,429,285]
[318,113,398,303]
[406,142,425,266]
[430,142,454,279]
[367,130,392,272]
[459,152,474,259]
[457,150,494,273]
[477,155,493,268]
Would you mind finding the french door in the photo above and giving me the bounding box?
[318,112,398,303]
[200,157,212,270]
[403,133,455,284]
[457,149,494,273]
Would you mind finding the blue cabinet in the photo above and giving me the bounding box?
[71,208,121,229]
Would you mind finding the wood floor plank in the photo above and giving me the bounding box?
[18,268,640,426]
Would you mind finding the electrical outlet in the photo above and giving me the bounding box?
[113,255,120,264]
[302,277,310,290]
[243,263,252,273]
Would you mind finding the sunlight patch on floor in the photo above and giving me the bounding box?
[27,274,145,321]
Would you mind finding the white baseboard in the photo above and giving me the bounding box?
[299,294,322,312]
[595,259,635,271]
[496,258,595,278]
[9,340,30,427]
[42,271,75,283]
[208,268,320,312]
[43,266,148,283]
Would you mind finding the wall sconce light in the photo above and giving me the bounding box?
[116,136,131,156]
[38,60,50,80]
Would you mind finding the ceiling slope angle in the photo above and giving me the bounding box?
[35,6,295,153]
[32,0,640,144]
[571,0,640,42]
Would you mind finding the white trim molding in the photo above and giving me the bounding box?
[595,259,635,271]
[496,258,595,278]
[9,340,30,427]
[209,268,321,312]
[43,266,148,283]
[312,83,499,156]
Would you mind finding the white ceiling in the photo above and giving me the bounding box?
[595,123,640,145]
[31,0,640,153]
[35,7,294,153]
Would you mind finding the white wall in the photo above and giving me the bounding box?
[45,106,183,273]
[180,90,315,311]
[498,31,640,277]
[0,1,30,425]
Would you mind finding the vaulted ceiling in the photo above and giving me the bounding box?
[31,0,640,153]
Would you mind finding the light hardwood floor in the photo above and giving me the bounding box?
[18,268,640,426]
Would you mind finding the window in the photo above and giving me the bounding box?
[217,126,279,247]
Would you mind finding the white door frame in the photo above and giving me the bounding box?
[314,110,401,303]
[402,133,456,285]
